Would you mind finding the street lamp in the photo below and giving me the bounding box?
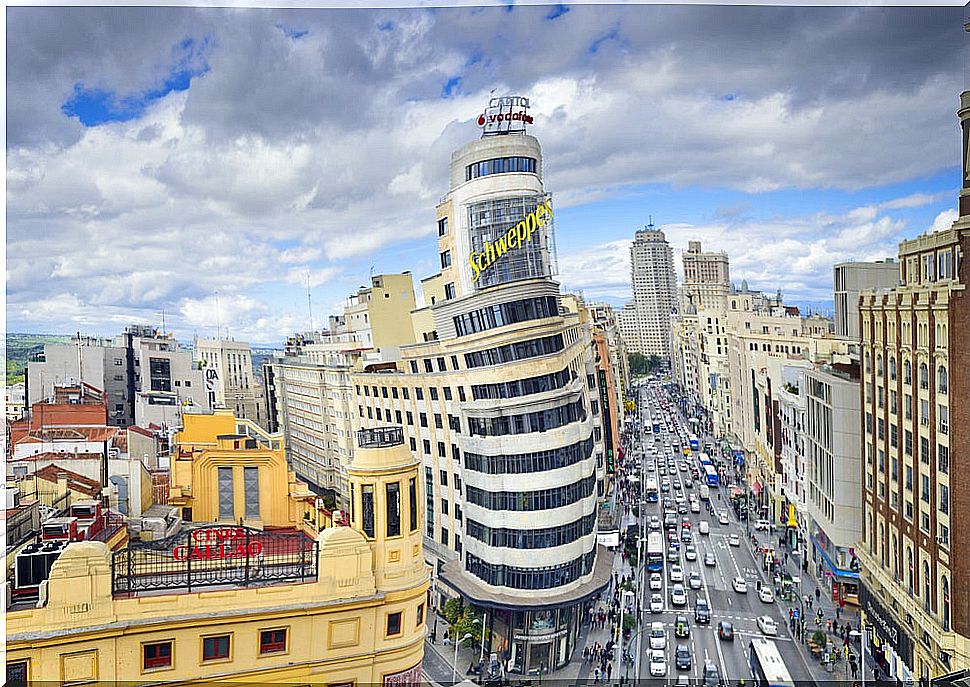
[453,632,474,684]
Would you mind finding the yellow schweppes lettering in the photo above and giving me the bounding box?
[469,199,553,282]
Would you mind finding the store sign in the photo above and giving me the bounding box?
[173,526,264,561]
[384,663,422,686]
[861,584,913,665]
[469,199,553,282]
[478,95,533,135]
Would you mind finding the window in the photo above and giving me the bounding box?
[6,661,27,687]
[939,405,949,434]
[244,466,260,519]
[409,437,417,452]
[940,484,949,514]
[458,386,466,402]
[441,498,449,515]
[218,467,234,520]
[424,358,434,373]
[440,250,452,269]
[386,482,401,537]
[115,358,124,366]
[409,478,418,532]
[416,387,425,400]
[259,628,287,655]
[430,387,439,401]
[904,360,912,385]
[465,156,537,181]
[392,387,399,399]
[919,363,929,390]
[444,387,453,401]
[149,357,172,392]
[939,445,949,474]
[420,413,428,428]
[143,641,173,670]
[423,439,431,454]
[890,356,897,380]
[202,635,231,662]
[409,360,418,373]
[440,469,448,486]
[438,441,446,457]
[438,217,448,236]
[361,485,375,538]
[417,603,425,626]
[437,357,447,372]
[445,282,456,300]
[434,413,443,429]
[440,528,449,546]
[938,366,948,394]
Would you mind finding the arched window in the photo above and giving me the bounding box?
[907,547,914,595]
[919,363,929,390]
[938,366,948,394]
[904,360,912,385]
[942,576,951,631]
[880,525,887,567]
[890,356,897,381]
[892,536,899,581]
[877,355,884,377]
[923,561,932,611]
[865,350,872,371]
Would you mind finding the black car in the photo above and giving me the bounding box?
[695,598,711,624]
[703,661,721,687]
[675,644,692,670]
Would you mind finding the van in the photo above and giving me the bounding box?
[755,519,772,532]
[698,521,710,535]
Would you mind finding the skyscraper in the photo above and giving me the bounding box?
[629,224,677,357]
[682,240,730,312]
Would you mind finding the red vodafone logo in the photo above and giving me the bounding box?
[477,113,486,126]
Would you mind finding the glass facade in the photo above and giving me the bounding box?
[467,399,586,437]
[467,194,557,289]
[464,334,564,368]
[472,366,573,401]
[454,296,559,337]
[466,511,596,549]
[463,435,594,474]
[465,474,596,511]
[465,549,596,590]
[465,156,537,181]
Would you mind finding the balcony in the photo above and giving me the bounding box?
[357,426,404,448]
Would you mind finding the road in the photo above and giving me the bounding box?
[626,382,817,685]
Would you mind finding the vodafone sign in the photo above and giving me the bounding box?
[479,95,533,136]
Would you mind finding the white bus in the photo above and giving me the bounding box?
[645,478,659,502]
[646,531,664,572]
[748,638,794,687]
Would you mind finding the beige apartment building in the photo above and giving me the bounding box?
[195,338,261,425]
[857,121,970,681]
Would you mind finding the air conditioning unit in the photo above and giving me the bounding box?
[37,580,49,607]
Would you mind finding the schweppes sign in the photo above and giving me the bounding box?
[469,199,553,282]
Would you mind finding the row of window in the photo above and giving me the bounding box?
[464,334,565,369]
[463,435,594,475]
[467,399,586,437]
[465,473,596,511]
[471,366,574,401]
[406,355,461,375]
[465,548,596,590]
[465,510,597,549]
[453,296,559,337]
[354,478,419,539]
[867,354,949,394]
[465,156,537,181]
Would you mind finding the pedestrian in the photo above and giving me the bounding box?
[833,619,839,635]
[815,587,821,602]
[606,662,613,681]
[594,667,601,683]
[826,618,833,633]
[837,605,842,620]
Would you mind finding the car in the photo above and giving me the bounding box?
[676,675,691,687]
[759,586,775,603]
[674,493,686,505]
[649,649,667,677]
[704,552,717,567]
[674,615,690,638]
[729,533,740,546]
[717,621,735,641]
[663,496,674,509]
[649,516,661,530]
[673,479,683,490]
[667,530,679,543]
[664,514,678,530]
[649,573,663,590]
[681,529,693,543]
[755,519,772,531]
[718,512,730,526]
[671,584,687,606]
[675,644,692,670]
[650,593,664,613]
[658,467,667,476]
[685,544,697,561]
[681,517,691,528]
[757,615,779,636]
[732,576,747,593]
[647,463,656,472]
[649,621,667,649]
[703,660,721,687]
[669,564,684,582]
[694,598,711,624]
[685,478,694,489]
[677,502,689,514]
[687,570,702,589]
[667,547,681,563]
[690,500,701,513]
[661,481,671,493]
[698,521,711,535]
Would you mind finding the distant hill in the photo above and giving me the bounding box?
[5,333,71,386]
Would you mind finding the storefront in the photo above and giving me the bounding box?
[812,531,861,606]
[861,584,915,686]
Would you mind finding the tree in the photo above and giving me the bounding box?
[443,598,482,646]
[629,353,665,377]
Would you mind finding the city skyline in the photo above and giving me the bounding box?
[7,4,964,343]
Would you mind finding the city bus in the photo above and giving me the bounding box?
[653,422,661,434]
[703,465,719,487]
[689,435,700,451]
[748,638,794,687]
[698,452,713,467]
[645,478,659,503]
[646,532,664,572]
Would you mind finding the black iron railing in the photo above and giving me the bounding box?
[357,425,404,448]
[111,524,317,595]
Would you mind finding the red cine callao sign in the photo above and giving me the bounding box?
[172,526,263,561]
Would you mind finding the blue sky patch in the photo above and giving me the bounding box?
[276,24,309,39]
[378,20,394,31]
[442,76,463,98]
[62,37,209,127]
[546,4,569,20]
[588,28,619,54]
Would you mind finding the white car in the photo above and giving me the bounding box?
[732,576,748,593]
[757,615,778,636]
[649,621,667,649]
[759,586,775,603]
[671,584,688,606]
[649,649,668,677]
[684,544,697,561]
[719,512,730,526]
[690,501,701,513]
[650,573,663,590]
[698,521,711,535]
[669,564,684,582]
[650,593,664,613]
[729,533,741,546]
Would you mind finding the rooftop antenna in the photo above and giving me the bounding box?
[160,310,166,337]
[305,270,314,333]
[647,215,655,231]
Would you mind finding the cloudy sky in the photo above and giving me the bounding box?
[7,3,966,345]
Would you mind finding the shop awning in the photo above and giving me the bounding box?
[811,535,860,579]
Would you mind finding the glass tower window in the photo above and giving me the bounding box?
[465,156,537,181]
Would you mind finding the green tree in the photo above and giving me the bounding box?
[443,598,482,646]
[628,353,665,377]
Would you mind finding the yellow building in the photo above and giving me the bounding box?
[5,425,430,686]
[169,410,318,530]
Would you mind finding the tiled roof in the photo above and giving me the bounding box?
[34,463,102,497]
